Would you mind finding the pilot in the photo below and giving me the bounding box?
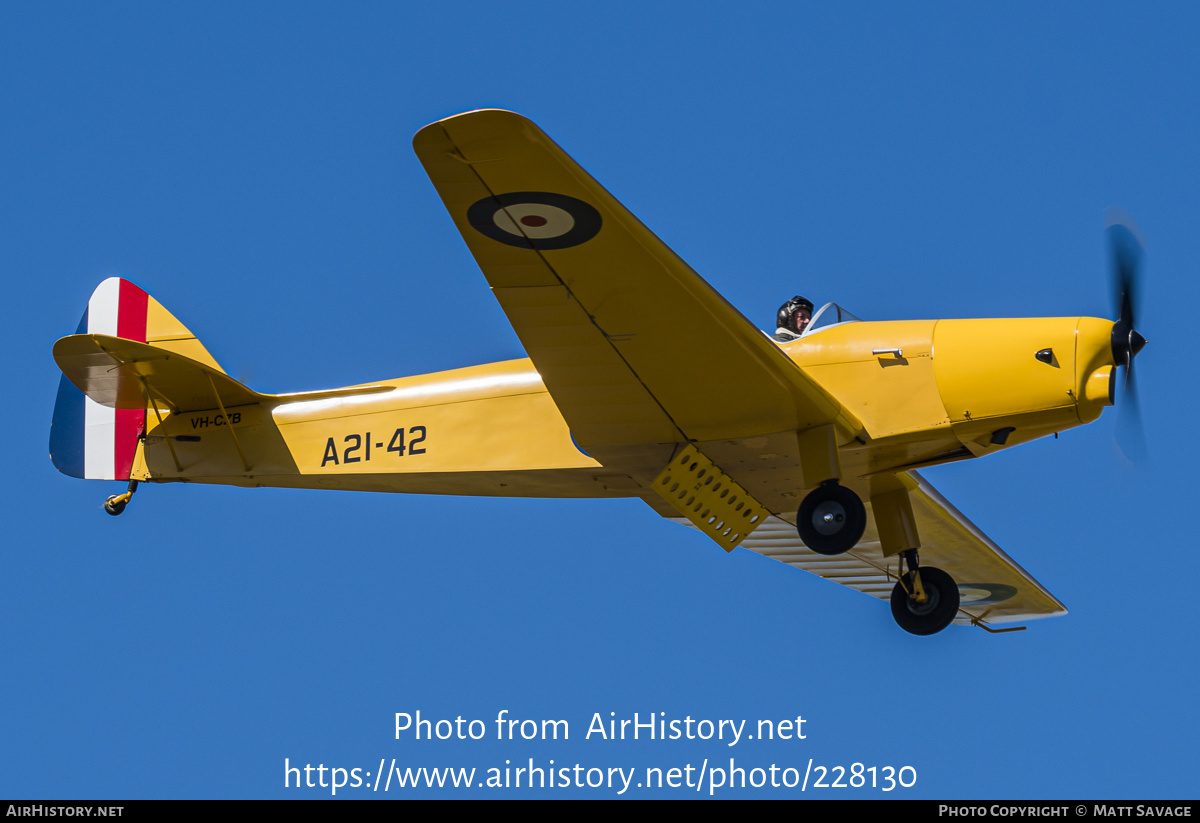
[772,296,813,342]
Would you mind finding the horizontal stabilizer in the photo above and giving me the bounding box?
[53,334,264,413]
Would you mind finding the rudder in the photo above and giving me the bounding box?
[49,278,225,480]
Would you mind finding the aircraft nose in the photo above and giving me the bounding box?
[1132,329,1147,355]
[1113,326,1147,364]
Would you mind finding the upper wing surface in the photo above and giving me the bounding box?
[413,110,860,453]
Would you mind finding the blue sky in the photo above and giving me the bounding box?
[3,2,1197,798]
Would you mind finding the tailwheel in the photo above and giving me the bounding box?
[103,480,139,517]
[796,482,866,555]
[890,566,959,635]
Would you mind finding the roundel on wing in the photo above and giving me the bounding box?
[466,192,602,250]
[956,583,1018,605]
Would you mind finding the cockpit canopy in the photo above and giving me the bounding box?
[800,302,862,337]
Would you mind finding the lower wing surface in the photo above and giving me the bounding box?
[676,471,1065,626]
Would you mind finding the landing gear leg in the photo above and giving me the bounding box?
[890,549,959,635]
[104,480,139,517]
[796,481,867,555]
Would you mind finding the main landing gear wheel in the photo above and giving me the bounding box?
[890,567,960,636]
[796,482,866,555]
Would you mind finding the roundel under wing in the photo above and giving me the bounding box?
[467,192,602,250]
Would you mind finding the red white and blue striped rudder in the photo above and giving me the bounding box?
[49,278,149,480]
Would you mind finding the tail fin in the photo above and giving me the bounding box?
[49,278,226,479]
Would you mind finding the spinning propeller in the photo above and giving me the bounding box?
[1105,208,1147,459]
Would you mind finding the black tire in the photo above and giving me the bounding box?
[103,496,126,516]
[890,567,960,635]
[796,483,866,555]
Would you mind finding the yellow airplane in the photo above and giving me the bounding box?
[49,109,1147,636]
